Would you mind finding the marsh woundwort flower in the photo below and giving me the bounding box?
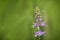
[33,6,47,38]
[33,21,46,28]
[35,30,45,37]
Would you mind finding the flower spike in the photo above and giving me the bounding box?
[33,6,47,38]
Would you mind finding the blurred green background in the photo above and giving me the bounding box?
[0,0,60,40]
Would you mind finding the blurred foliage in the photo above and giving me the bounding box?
[0,0,60,40]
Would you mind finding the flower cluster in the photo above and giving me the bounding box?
[35,30,45,37]
[33,6,47,37]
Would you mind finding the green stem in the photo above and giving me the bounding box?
[40,26,44,40]
[36,36,40,40]
[40,35,44,40]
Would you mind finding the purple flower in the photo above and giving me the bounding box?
[41,22,46,26]
[36,18,42,22]
[39,30,45,36]
[39,18,42,21]
[35,30,45,37]
[33,22,38,28]
[35,32,39,37]
[33,6,47,38]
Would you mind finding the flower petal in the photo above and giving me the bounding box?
[35,32,39,37]
[41,22,46,26]
[39,30,45,36]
